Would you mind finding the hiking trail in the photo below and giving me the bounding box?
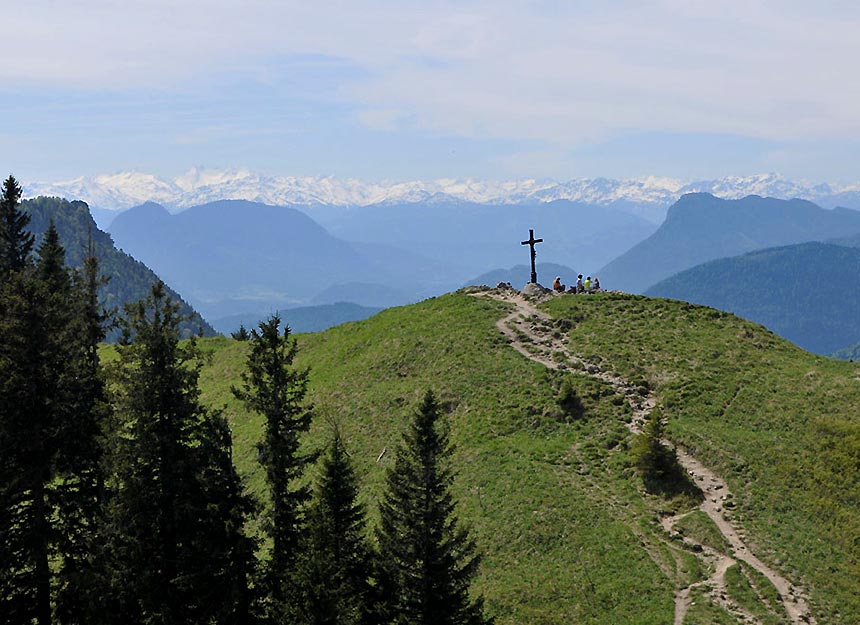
[476,286,817,625]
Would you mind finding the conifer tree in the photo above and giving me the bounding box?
[0,221,71,625]
[296,429,372,625]
[632,410,674,478]
[99,282,254,625]
[233,314,313,620]
[54,239,111,624]
[0,174,34,273]
[375,391,490,625]
[0,280,46,624]
[0,200,108,625]
[232,324,251,341]
[0,258,47,624]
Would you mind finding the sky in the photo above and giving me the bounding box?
[4,0,860,184]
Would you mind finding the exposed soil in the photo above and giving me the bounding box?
[476,287,817,625]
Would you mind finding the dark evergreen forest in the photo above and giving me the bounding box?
[0,176,489,625]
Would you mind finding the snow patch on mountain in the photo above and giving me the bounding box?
[23,169,860,218]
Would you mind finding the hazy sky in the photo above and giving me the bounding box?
[5,1,860,183]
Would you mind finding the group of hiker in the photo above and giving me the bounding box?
[553,274,601,294]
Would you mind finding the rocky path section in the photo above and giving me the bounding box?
[476,286,816,625]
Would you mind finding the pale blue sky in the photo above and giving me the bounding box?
[5,1,860,183]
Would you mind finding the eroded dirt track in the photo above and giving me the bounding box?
[478,288,816,625]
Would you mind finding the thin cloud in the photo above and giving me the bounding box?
[6,1,860,166]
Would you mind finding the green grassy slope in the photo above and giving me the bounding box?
[544,293,860,623]
[645,241,860,355]
[189,291,860,624]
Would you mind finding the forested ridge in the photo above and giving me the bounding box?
[21,195,214,339]
[645,241,860,355]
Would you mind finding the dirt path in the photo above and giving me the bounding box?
[477,287,817,625]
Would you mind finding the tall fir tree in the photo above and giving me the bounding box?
[0,174,34,273]
[375,391,491,625]
[54,237,111,624]
[233,314,313,620]
[0,191,109,625]
[296,429,372,625]
[0,221,74,625]
[0,241,46,624]
[99,281,254,625]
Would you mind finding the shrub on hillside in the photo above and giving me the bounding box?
[632,410,700,500]
[557,378,585,421]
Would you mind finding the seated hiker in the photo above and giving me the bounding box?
[575,274,583,293]
[593,276,600,291]
[584,276,592,292]
[553,276,565,292]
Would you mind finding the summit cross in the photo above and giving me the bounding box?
[521,228,543,284]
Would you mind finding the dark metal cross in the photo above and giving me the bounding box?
[521,228,543,284]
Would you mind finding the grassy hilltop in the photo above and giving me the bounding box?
[186,291,860,625]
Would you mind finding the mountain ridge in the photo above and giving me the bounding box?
[25,169,860,221]
[107,199,450,319]
[22,196,215,339]
[598,193,860,293]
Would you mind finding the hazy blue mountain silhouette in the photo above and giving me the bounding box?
[305,199,656,280]
[463,263,580,290]
[310,282,416,308]
[599,193,860,293]
[829,231,860,248]
[646,242,860,355]
[108,200,449,319]
[211,302,383,336]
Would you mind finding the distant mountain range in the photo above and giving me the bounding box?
[210,302,383,336]
[646,242,860,356]
[463,263,580,290]
[25,169,860,225]
[106,198,657,319]
[598,194,860,293]
[107,200,452,320]
[306,199,655,281]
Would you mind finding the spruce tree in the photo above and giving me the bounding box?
[633,409,669,480]
[232,324,251,341]
[0,174,34,273]
[0,199,108,625]
[375,391,490,625]
[54,239,111,624]
[233,314,313,619]
[0,221,71,625]
[0,266,49,624]
[296,429,372,625]
[100,281,254,625]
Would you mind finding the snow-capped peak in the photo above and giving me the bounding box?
[22,168,860,222]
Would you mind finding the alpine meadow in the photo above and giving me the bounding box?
[7,2,860,624]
